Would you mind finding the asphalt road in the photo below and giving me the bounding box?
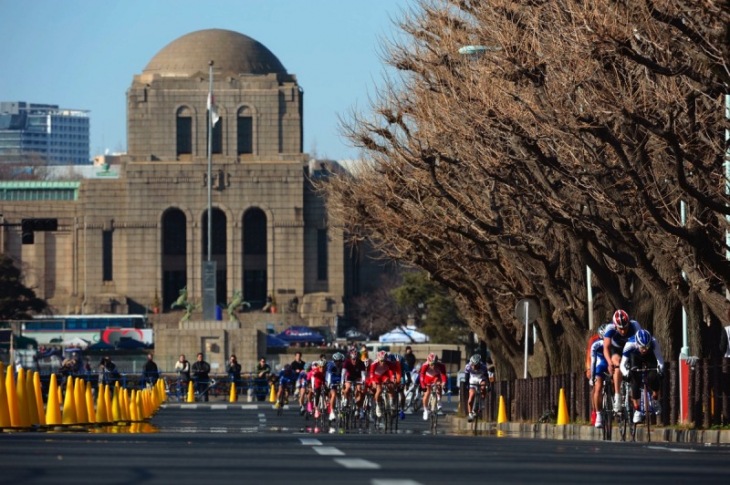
[0,402,727,484]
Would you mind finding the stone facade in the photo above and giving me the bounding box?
[0,29,358,369]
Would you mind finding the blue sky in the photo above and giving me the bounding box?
[0,0,410,160]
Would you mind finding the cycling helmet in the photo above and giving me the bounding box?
[304,362,312,371]
[426,352,437,364]
[376,350,387,361]
[311,361,319,368]
[612,309,630,329]
[597,323,609,339]
[319,359,327,368]
[635,329,652,348]
[469,354,481,365]
[333,352,345,362]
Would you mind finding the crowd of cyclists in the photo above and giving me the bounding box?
[587,309,665,428]
[263,344,495,428]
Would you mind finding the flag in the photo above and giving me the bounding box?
[207,92,220,127]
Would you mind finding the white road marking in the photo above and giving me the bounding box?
[211,404,228,410]
[646,446,697,453]
[372,481,423,485]
[210,427,228,433]
[313,446,345,456]
[299,439,322,446]
[334,458,381,469]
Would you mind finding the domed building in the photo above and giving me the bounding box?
[0,29,365,371]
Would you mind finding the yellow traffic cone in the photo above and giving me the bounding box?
[111,386,122,422]
[186,381,195,403]
[104,385,112,421]
[16,368,30,427]
[25,370,39,426]
[556,388,570,425]
[129,390,138,422]
[497,395,508,424]
[45,373,61,426]
[229,382,237,403]
[85,385,95,424]
[33,372,45,425]
[5,365,20,427]
[61,377,77,425]
[0,362,11,428]
[268,383,276,403]
[75,379,88,424]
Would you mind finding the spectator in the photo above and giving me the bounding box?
[99,356,120,386]
[404,346,416,385]
[290,352,305,373]
[141,353,159,387]
[59,352,82,384]
[226,354,242,392]
[191,352,211,402]
[174,354,191,398]
[255,357,271,401]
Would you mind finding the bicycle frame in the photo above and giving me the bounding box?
[630,366,660,442]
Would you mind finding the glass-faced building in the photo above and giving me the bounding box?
[0,102,90,165]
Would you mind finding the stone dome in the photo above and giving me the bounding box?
[143,29,287,76]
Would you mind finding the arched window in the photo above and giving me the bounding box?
[176,106,192,157]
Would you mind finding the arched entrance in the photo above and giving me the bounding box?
[161,208,187,310]
[202,208,227,306]
[242,208,267,309]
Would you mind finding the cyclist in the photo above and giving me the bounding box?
[297,362,311,415]
[388,352,407,420]
[419,352,448,421]
[306,360,326,418]
[620,329,665,424]
[464,353,495,422]
[275,364,298,409]
[588,324,610,428]
[603,309,642,412]
[366,350,394,418]
[342,348,367,416]
[325,352,345,421]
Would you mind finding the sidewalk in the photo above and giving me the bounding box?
[449,417,730,444]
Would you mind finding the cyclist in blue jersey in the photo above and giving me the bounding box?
[589,324,609,428]
[603,309,642,412]
[275,364,298,408]
[620,329,665,424]
[464,353,495,422]
[325,352,345,421]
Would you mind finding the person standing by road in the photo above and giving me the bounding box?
[141,353,159,387]
[191,352,211,402]
[174,354,191,397]
[255,357,272,401]
[290,351,305,373]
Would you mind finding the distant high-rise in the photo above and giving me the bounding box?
[0,101,90,165]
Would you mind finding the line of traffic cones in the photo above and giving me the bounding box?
[0,368,166,430]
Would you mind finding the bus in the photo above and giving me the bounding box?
[20,314,149,346]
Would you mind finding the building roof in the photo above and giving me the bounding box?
[143,29,287,77]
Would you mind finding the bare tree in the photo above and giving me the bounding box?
[320,0,729,376]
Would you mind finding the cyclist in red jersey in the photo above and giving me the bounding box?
[419,352,447,420]
[342,348,367,413]
[367,350,394,418]
[306,360,326,418]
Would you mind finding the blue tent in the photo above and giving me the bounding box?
[266,334,290,349]
[275,326,325,345]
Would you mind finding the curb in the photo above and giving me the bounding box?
[448,416,730,444]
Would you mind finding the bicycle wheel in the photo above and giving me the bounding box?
[601,388,613,441]
[643,384,651,442]
[429,392,439,433]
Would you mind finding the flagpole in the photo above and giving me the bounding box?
[207,60,213,263]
